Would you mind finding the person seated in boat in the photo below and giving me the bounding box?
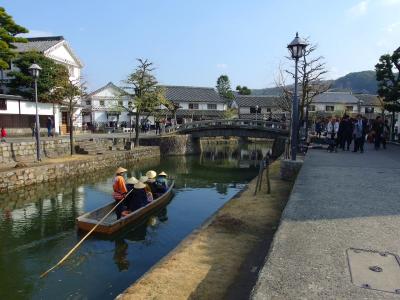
[140,175,154,203]
[133,181,149,208]
[155,171,169,193]
[124,176,139,213]
[113,167,128,220]
[145,170,158,195]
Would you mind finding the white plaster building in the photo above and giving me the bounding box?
[0,36,83,135]
[83,82,133,129]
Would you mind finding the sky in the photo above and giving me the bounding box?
[3,0,400,91]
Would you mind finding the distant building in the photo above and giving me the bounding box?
[83,82,132,129]
[235,95,285,120]
[163,86,226,122]
[311,92,383,117]
[0,36,84,135]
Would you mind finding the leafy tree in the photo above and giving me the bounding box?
[123,58,167,147]
[7,51,69,102]
[58,79,87,155]
[236,85,251,95]
[222,107,238,119]
[375,47,400,140]
[216,75,234,100]
[0,7,28,70]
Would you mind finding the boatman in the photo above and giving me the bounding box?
[113,167,128,219]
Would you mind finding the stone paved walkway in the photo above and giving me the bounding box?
[252,144,400,299]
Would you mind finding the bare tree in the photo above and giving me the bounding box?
[274,64,293,114]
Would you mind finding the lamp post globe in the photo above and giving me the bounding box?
[29,63,42,161]
[287,32,308,161]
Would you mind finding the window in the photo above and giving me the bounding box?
[99,100,105,106]
[0,99,6,110]
[207,103,217,110]
[266,108,272,113]
[86,100,91,106]
[346,106,354,112]
[365,107,374,113]
[250,106,262,113]
[118,100,123,106]
[189,103,199,109]
[309,105,316,112]
[325,105,334,112]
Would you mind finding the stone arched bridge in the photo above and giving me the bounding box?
[166,119,289,139]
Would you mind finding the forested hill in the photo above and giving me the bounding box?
[252,70,378,95]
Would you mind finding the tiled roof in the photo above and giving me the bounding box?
[163,86,222,103]
[235,95,280,107]
[87,82,127,98]
[313,92,359,104]
[13,36,64,53]
[174,109,225,117]
[353,94,380,106]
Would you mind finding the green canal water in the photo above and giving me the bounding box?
[0,142,270,300]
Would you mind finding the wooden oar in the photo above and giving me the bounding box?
[39,189,134,278]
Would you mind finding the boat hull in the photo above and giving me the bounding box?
[77,181,174,235]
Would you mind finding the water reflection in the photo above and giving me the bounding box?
[0,142,271,300]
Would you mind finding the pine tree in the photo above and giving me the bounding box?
[216,75,234,100]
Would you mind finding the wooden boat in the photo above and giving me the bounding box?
[77,181,175,235]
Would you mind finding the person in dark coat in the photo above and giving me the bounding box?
[145,170,158,195]
[372,116,384,150]
[132,181,149,209]
[46,117,53,137]
[339,115,353,151]
[125,177,139,212]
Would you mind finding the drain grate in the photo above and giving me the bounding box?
[347,248,400,294]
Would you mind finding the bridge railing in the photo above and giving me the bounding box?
[165,119,289,134]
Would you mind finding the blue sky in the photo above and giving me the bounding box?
[3,0,400,90]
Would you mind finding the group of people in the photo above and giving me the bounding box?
[112,167,169,219]
[315,115,390,153]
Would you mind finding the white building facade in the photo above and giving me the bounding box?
[83,82,134,130]
[0,36,83,135]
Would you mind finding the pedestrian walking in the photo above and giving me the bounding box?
[155,119,160,135]
[382,119,390,149]
[327,116,339,152]
[1,127,7,142]
[46,117,53,137]
[353,114,367,153]
[372,116,384,150]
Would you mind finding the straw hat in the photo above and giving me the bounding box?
[115,167,127,174]
[146,170,157,179]
[139,175,148,183]
[159,171,167,176]
[134,181,146,189]
[126,177,139,184]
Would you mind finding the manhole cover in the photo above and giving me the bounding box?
[347,248,400,294]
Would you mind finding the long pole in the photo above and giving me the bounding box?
[40,188,134,278]
[34,78,41,161]
[291,58,299,161]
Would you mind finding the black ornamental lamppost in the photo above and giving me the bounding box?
[287,32,308,160]
[29,63,42,161]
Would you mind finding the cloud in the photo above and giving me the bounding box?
[347,1,368,17]
[19,29,54,38]
[380,0,400,5]
[216,63,227,69]
[385,22,400,32]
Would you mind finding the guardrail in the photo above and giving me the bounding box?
[164,119,289,134]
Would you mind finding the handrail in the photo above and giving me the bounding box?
[164,119,289,134]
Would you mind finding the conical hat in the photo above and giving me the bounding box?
[146,170,157,179]
[159,171,167,176]
[139,175,148,183]
[115,167,127,174]
[126,177,139,184]
[134,182,146,189]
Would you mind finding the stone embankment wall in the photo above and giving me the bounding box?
[0,146,160,192]
[0,140,72,165]
[140,135,201,155]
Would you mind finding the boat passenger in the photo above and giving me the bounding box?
[125,177,139,212]
[133,181,149,208]
[145,170,158,195]
[113,167,128,220]
[155,171,169,195]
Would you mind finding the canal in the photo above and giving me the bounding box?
[0,142,270,300]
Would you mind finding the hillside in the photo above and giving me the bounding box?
[253,70,378,95]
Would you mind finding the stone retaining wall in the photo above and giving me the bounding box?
[140,135,201,155]
[0,146,160,192]
[0,139,72,165]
